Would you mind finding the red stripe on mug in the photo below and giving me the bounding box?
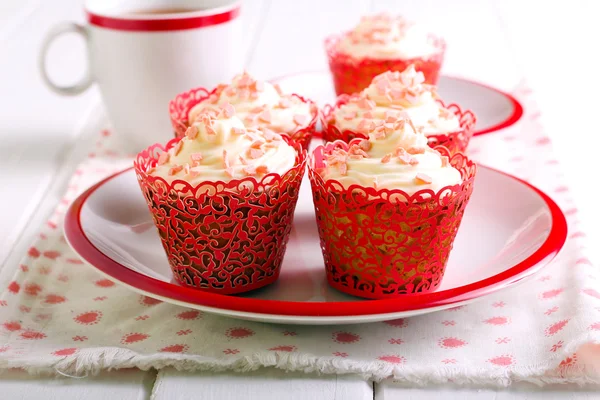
[86,5,240,32]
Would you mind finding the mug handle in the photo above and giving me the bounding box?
[39,22,93,95]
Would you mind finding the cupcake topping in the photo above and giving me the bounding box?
[150,105,297,184]
[319,114,461,195]
[188,72,314,136]
[333,66,461,135]
[335,14,439,60]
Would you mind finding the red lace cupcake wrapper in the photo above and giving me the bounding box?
[133,138,307,295]
[308,141,477,299]
[322,99,477,155]
[168,87,319,151]
[324,34,446,96]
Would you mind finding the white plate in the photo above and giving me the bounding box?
[64,161,566,325]
[272,71,524,136]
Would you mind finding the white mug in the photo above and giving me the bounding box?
[40,0,243,150]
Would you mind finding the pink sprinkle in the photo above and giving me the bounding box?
[293,114,308,126]
[343,111,357,120]
[252,80,264,92]
[415,173,433,184]
[279,98,292,108]
[249,148,265,159]
[237,72,252,87]
[205,125,217,136]
[258,110,272,123]
[168,165,183,176]
[439,108,452,119]
[243,165,256,175]
[409,158,419,165]
[208,94,219,104]
[357,119,368,132]
[367,120,376,132]
[357,97,375,110]
[184,164,190,175]
[224,86,237,97]
[190,153,203,162]
[390,89,404,100]
[238,89,250,100]
[381,154,392,163]
[263,128,278,141]
[238,156,248,165]
[172,140,183,156]
[188,169,200,178]
[397,154,413,164]
[157,152,170,165]
[185,125,199,139]
[396,148,414,165]
[221,102,236,118]
[441,156,449,167]
[407,147,426,154]
[255,165,269,174]
[407,119,418,133]
[359,140,372,151]
[375,78,390,95]
[373,129,387,140]
[250,106,264,113]
[231,127,245,135]
[363,111,374,119]
[339,162,348,175]
[223,150,230,169]
[348,143,369,159]
[383,123,396,134]
[394,119,406,130]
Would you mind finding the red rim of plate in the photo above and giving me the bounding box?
[269,71,524,137]
[64,165,566,317]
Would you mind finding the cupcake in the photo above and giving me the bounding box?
[308,115,476,299]
[323,66,476,155]
[134,105,307,295]
[325,14,445,96]
[169,72,319,150]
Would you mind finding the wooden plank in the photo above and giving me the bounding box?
[375,381,600,400]
[246,0,371,79]
[152,368,373,400]
[0,100,103,288]
[493,0,600,263]
[0,0,100,277]
[0,369,154,400]
[240,0,271,66]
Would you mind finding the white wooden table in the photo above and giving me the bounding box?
[1,0,599,398]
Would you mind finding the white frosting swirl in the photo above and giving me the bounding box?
[336,14,439,60]
[151,106,297,185]
[319,117,461,196]
[188,72,314,136]
[333,66,460,135]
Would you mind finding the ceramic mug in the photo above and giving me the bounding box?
[40,0,243,150]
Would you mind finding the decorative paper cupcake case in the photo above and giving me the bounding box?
[325,34,446,96]
[134,137,307,295]
[308,142,476,299]
[168,87,319,151]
